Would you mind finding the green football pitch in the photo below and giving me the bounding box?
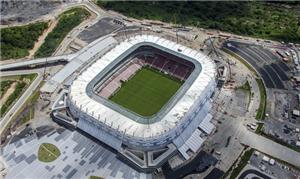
[109,67,183,117]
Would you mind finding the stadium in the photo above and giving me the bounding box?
[66,35,217,171]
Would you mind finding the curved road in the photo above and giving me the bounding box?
[239,169,272,179]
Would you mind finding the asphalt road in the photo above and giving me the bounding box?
[222,40,290,89]
[0,69,43,135]
[238,169,272,179]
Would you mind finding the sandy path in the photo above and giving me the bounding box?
[0,82,16,107]
[27,19,58,59]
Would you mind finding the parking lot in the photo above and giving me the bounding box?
[78,17,123,43]
[247,150,300,179]
[223,40,291,89]
[264,119,300,147]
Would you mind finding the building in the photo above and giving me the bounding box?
[63,35,216,172]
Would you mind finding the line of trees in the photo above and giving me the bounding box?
[98,1,300,42]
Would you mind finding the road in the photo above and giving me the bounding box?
[223,40,290,90]
[241,130,300,167]
[0,1,109,71]
[0,69,43,135]
[2,0,299,170]
[0,1,110,139]
[0,54,75,71]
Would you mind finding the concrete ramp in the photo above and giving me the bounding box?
[41,35,117,93]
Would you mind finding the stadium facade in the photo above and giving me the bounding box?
[66,35,216,172]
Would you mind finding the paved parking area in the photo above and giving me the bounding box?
[78,17,122,43]
[223,40,291,89]
[2,126,150,179]
[249,151,300,179]
[264,119,300,146]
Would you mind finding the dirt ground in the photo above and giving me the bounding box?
[0,82,17,107]
[28,20,58,59]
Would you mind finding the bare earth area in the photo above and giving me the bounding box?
[28,20,58,59]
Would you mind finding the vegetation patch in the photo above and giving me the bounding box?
[255,123,264,134]
[0,81,26,117]
[89,176,104,179]
[20,89,40,125]
[0,80,13,97]
[228,148,254,179]
[236,81,251,110]
[34,7,90,58]
[255,79,267,120]
[109,67,182,116]
[0,22,48,60]
[0,73,37,117]
[236,81,250,91]
[38,143,61,162]
[98,1,300,42]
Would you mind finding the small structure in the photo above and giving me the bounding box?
[262,155,270,162]
[269,159,275,165]
[292,109,300,117]
[254,151,260,156]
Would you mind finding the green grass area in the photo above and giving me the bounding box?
[255,123,264,134]
[229,148,254,179]
[236,81,251,110]
[20,73,38,81]
[0,73,37,117]
[38,143,61,162]
[0,22,48,60]
[89,176,104,179]
[0,80,13,97]
[98,1,300,42]
[34,7,90,58]
[0,81,26,117]
[237,81,251,91]
[20,89,40,125]
[255,79,267,120]
[109,67,182,116]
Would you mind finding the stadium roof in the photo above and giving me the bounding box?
[69,35,216,139]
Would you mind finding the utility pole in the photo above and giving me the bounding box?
[209,36,232,80]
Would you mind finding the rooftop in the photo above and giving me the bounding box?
[69,35,216,139]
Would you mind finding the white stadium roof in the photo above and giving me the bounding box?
[69,35,216,139]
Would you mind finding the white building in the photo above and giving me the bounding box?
[66,35,217,171]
